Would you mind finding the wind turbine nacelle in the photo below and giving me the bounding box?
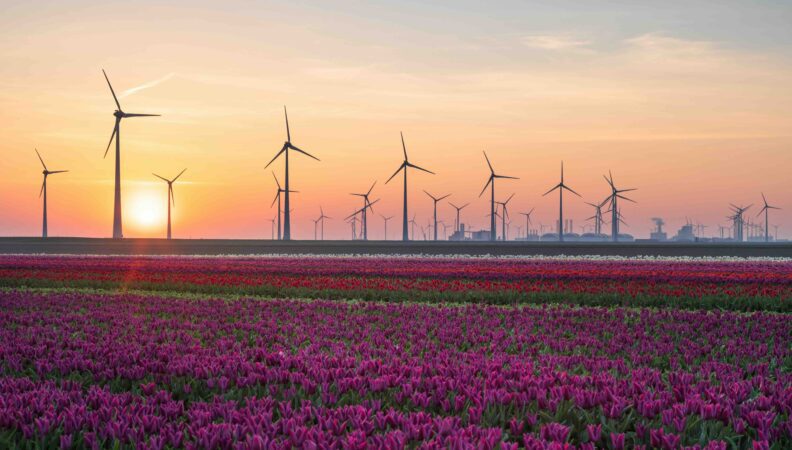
[114,110,124,118]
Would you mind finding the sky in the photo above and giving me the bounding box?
[1,0,791,240]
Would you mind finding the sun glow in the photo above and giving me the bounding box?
[126,189,165,230]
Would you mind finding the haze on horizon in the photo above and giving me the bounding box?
[1,0,791,240]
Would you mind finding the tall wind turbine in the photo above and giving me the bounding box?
[271,172,298,240]
[264,107,319,240]
[495,193,515,242]
[101,70,160,239]
[757,193,780,243]
[602,171,636,242]
[35,149,68,239]
[351,181,376,240]
[449,202,469,234]
[424,190,450,241]
[317,206,331,241]
[381,214,393,240]
[152,168,186,240]
[543,162,580,242]
[385,132,435,241]
[479,151,518,242]
[520,208,535,240]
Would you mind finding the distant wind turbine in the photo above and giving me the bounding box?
[586,201,604,235]
[424,190,450,241]
[351,181,376,240]
[408,213,418,240]
[271,172,298,240]
[101,69,160,239]
[152,168,186,240]
[385,132,434,241]
[479,151,518,242]
[381,214,393,240]
[495,193,515,241]
[449,202,469,234]
[35,149,68,239]
[543,162,581,242]
[757,193,780,243]
[317,206,331,240]
[346,199,380,237]
[520,208,535,240]
[602,171,636,242]
[264,106,319,240]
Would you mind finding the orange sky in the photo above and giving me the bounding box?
[1,1,791,239]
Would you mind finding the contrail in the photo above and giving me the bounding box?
[120,73,175,98]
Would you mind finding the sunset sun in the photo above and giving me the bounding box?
[127,189,164,229]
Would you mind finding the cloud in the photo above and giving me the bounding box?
[120,73,176,98]
[521,35,592,51]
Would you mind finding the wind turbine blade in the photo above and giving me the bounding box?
[170,185,175,207]
[385,162,406,184]
[542,184,561,196]
[461,203,470,210]
[406,162,435,175]
[264,145,287,169]
[438,194,451,201]
[39,179,45,198]
[289,144,320,161]
[615,194,636,203]
[616,188,637,194]
[172,168,187,182]
[761,192,768,206]
[400,132,407,161]
[153,173,169,183]
[124,113,160,117]
[102,69,121,110]
[104,121,119,158]
[494,175,519,180]
[35,149,47,171]
[284,106,291,142]
[562,184,582,197]
[271,171,281,190]
[483,151,493,173]
[48,170,68,174]
[423,190,434,200]
[479,176,493,197]
[504,193,515,204]
[366,181,376,196]
[271,191,280,208]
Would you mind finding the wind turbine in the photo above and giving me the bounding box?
[601,171,636,242]
[424,190,450,241]
[152,168,186,240]
[269,217,276,240]
[385,132,435,241]
[381,214,393,241]
[495,193,515,242]
[449,202,469,234]
[101,69,161,239]
[408,213,418,240]
[351,181,376,240]
[520,208,535,240]
[586,201,604,236]
[757,193,780,243]
[264,106,319,240]
[317,206,331,240]
[35,149,68,239]
[271,172,298,240]
[346,199,379,237]
[479,151,518,242]
[439,221,451,240]
[543,162,581,242]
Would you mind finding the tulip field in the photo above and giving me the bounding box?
[0,255,790,448]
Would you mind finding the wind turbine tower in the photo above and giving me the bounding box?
[758,193,780,243]
[385,132,434,241]
[101,69,160,239]
[543,162,581,242]
[479,151,518,242]
[424,190,450,241]
[264,107,319,240]
[35,149,68,239]
[152,168,186,240]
